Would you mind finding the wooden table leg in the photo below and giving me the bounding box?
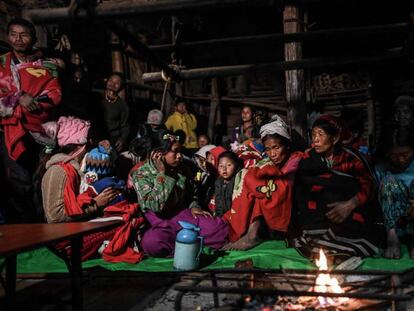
[5,255,16,309]
[70,237,83,311]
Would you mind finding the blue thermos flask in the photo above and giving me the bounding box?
[173,221,204,271]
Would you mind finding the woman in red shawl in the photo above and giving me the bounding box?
[223,115,302,250]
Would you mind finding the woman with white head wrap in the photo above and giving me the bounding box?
[222,114,303,250]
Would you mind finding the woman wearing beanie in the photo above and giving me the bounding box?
[41,116,119,223]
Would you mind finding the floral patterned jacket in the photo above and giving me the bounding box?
[131,160,199,216]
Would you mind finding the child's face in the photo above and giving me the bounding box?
[198,136,209,147]
[206,152,215,166]
[218,157,237,180]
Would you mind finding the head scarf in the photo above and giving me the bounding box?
[259,114,291,141]
[57,116,90,147]
[195,145,216,159]
[56,116,91,163]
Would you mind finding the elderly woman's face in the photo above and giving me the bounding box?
[164,142,182,167]
[263,137,289,167]
[394,104,413,127]
[312,127,338,156]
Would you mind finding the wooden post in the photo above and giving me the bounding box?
[283,5,306,140]
[111,33,123,73]
[208,78,220,141]
[111,32,125,99]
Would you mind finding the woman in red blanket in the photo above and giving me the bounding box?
[223,115,303,250]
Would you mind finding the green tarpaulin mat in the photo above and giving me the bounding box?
[11,241,414,274]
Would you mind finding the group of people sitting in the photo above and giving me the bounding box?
[35,105,414,264]
[2,17,414,265]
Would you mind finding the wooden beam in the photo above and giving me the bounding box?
[284,4,307,141]
[143,49,403,83]
[148,23,410,51]
[24,0,272,24]
[125,80,164,94]
[183,95,287,112]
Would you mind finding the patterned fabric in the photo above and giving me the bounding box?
[290,228,379,260]
[131,160,199,216]
[376,158,414,188]
[378,175,414,234]
[235,139,263,169]
[54,227,118,262]
[224,152,302,242]
[322,147,373,206]
[291,147,381,259]
[0,52,61,160]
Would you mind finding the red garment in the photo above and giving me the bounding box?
[102,201,145,264]
[0,52,61,160]
[54,228,118,261]
[236,139,263,169]
[224,152,302,242]
[316,148,373,206]
[209,146,227,168]
[59,162,94,217]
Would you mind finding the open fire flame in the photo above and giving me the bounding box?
[314,249,349,307]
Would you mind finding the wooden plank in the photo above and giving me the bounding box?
[24,0,271,24]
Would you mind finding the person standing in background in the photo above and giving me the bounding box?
[99,73,130,152]
[165,100,198,153]
[0,18,62,222]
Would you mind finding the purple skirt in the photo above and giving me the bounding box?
[141,209,229,257]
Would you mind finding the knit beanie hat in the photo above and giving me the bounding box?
[57,116,90,147]
[83,143,113,177]
[147,109,163,125]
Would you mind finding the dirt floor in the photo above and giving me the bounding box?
[0,269,240,311]
[1,269,414,311]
